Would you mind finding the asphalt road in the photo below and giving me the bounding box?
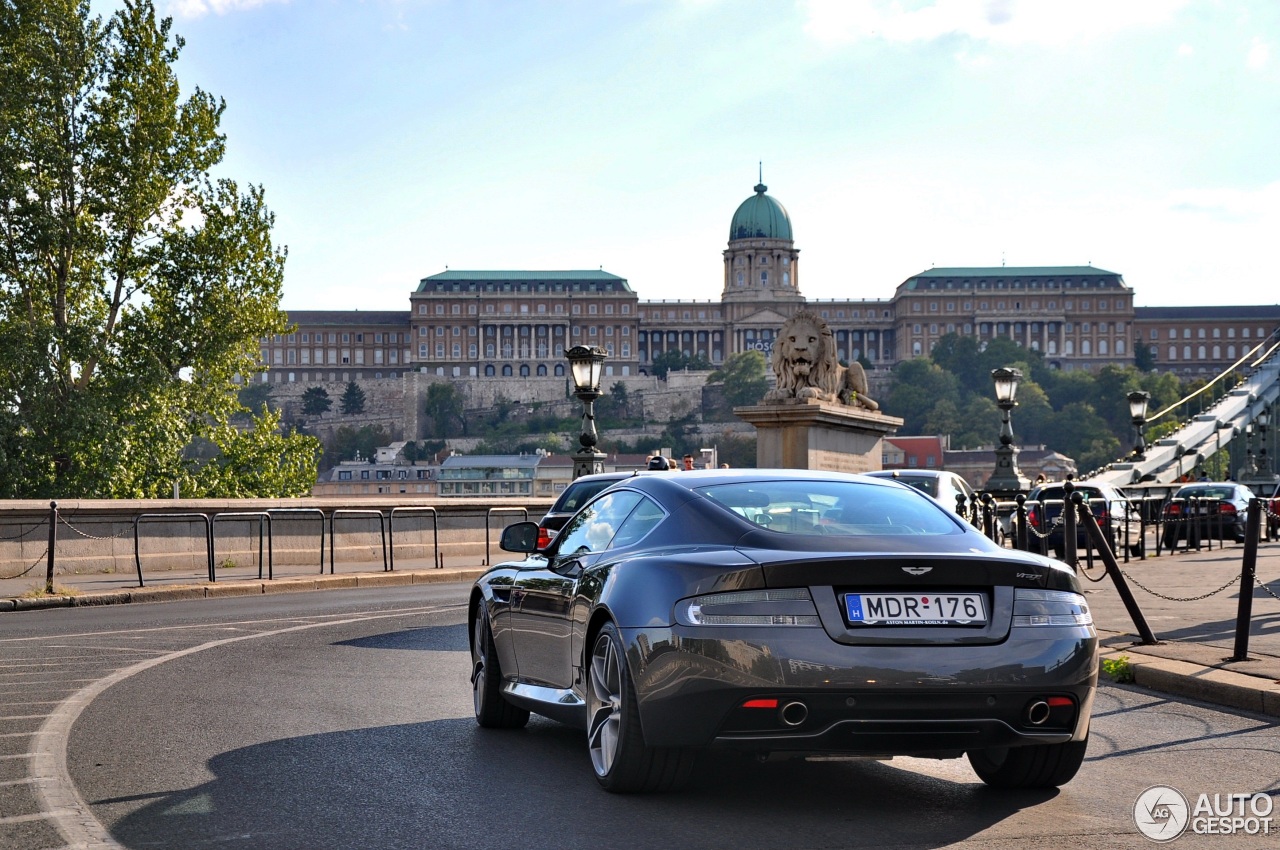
[2,586,1279,850]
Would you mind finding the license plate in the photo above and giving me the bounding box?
[844,592,987,626]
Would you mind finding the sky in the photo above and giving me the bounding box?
[132,0,1280,311]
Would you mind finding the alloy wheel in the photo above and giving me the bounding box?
[587,632,622,776]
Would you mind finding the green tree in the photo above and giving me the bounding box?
[708,350,769,407]
[301,386,332,416]
[331,424,389,464]
[423,382,465,437]
[237,382,274,415]
[651,350,711,379]
[884,359,961,434]
[0,0,315,497]
[340,380,365,415]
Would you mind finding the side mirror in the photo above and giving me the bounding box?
[500,521,541,553]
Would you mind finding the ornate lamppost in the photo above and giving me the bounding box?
[566,344,607,479]
[1127,390,1151,459]
[985,366,1029,497]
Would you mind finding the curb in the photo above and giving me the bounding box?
[1100,646,1280,718]
[0,568,490,612]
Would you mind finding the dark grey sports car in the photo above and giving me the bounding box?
[469,469,1097,793]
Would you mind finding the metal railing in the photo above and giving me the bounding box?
[389,506,440,570]
[211,512,273,580]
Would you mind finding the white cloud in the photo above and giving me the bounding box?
[1246,36,1270,70]
[161,0,289,18]
[801,0,1190,47]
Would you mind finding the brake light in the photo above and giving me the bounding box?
[1028,507,1040,529]
[743,698,779,709]
[1165,503,1183,517]
[536,526,552,549]
[1219,503,1237,516]
[1047,696,1074,707]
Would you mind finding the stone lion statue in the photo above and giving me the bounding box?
[762,311,880,411]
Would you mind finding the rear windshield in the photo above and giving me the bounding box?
[554,479,621,513]
[891,477,939,498]
[1174,486,1236,501]
[696,480,961,536]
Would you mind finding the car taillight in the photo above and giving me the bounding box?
[1011,589,1093,627]
[1219,503,1237,516]
[536,526,552,549]
[1165,503,1183,517]
[1028,507,1040,529]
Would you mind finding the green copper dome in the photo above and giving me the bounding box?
[729,182,793,241]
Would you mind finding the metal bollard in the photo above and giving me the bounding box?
[1230,499,1263,661]
[1062,481,1078,568]
[45,501,58,595]
[1015,493,1028,551]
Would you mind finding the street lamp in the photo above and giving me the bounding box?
[566,344,607,479]
[985,367,1029,497]
[1245,422,1258,475]
[1127,390,1151,459]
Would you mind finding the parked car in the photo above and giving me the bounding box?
[1160,482,1254,549]
[864,469,1000,542]
[471,469,1097,793]
[864,469,976,512]
[535,470,636,548]
[1027,481,1141,560]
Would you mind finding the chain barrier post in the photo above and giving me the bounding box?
[981,493,996,542]
[1015,493,1028,551]
[1063,481,1077,569]
[1079,498,1158,645]
[45,501,58,594]
[1230,498,1262,662]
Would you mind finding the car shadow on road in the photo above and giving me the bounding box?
[332,623,469,652]
[104,717,1057,850]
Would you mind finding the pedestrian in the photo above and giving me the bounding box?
[682,454,695,470]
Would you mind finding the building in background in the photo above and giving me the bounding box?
[258,181,1277,388]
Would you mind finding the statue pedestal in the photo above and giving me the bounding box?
[735,400,903,472]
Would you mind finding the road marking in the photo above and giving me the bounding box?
[31,602,465,850]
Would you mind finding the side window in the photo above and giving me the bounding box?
[554,491,643,557]
[609,496,666,548]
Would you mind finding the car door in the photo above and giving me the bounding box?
[510,489,644,689]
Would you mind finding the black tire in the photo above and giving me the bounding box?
[471,604,529,729]
[586,622,694,793]
[967,736,1088,789]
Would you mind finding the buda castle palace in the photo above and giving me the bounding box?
[261,181,1279,392]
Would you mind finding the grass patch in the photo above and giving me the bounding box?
[1101,655,1135,684]
[20,585,82,598]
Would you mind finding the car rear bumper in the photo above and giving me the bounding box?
[626,625,1098,751]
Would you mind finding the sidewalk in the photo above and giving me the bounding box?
[3,540,1280,716]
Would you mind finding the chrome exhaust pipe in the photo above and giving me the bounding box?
[1025,700,1051,725]
[780,701,808,727]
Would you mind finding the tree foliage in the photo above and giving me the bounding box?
[708,350,769,408]
[650,349,711,379]
[423,382,466,437]
[340,380,365,415]
[884,332,1200,472]
[301,386,331,416]
[0,0,316,497]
